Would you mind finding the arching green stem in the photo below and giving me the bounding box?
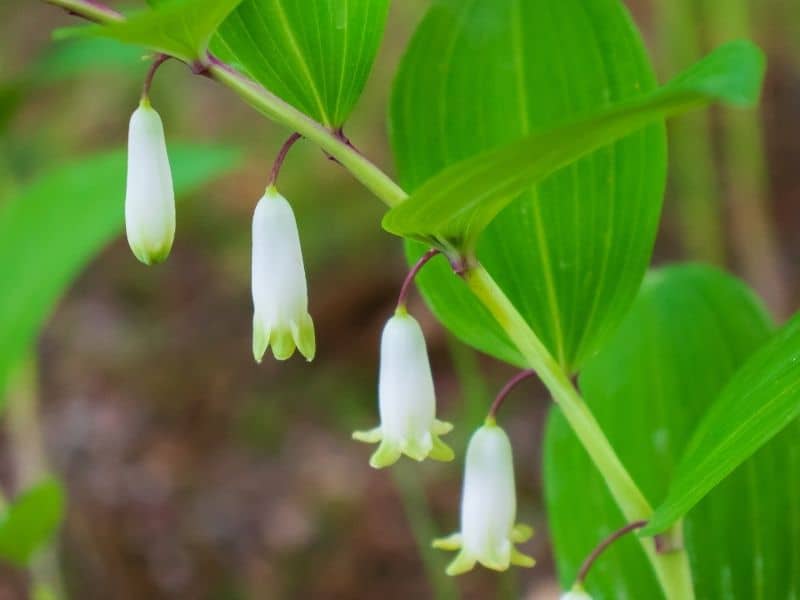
[43,1,695,596]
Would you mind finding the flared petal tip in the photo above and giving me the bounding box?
[293,312,316,361]
[444,550,477,576]
[433,523,536,576]
[252,314,316,363]
[368,439,402,469]
[428,435,455,462]
[510,548,536,568]
[352,427,382,444]
[129,237,174,266]
[511,523,534,543]
[431,532,462,551]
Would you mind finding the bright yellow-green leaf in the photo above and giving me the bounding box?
[385,41,764,251]
[58,0,244,63]
[644,309,800,535]
[0,478,65,566]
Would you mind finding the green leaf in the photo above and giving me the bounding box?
[0,478,65,566]
[545,264,799,598]
[644,309,800,535]
[0,145,240,401]
[214,0,391,126]
[58,0,245,63]
[390,0,666,371]
[384,40,764,250]
[32,38,146,83]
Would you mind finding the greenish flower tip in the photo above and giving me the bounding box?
[125,100,175,266]
[561,587,592,600]
[433,423,535,575]
[353,311,454,468]
[252,187,316,363]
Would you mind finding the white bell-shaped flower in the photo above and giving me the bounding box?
[353,308,453,468]
[251,186,315,362]
[561,589,593,600]
[125,98,175,265]
[433,419,534,575]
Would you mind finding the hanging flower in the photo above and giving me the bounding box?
[561,589,593,600]
[352,308,454,468]
[125,98,175,265]
[433,419,535,575]
[251,186,315,362]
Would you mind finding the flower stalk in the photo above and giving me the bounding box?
[487,369,537,419]
[269,132,302,187]
[462,263,694,599]
[396,248,440,310]
[576,520,648,586]
[141,53,169,100]
[44,1,696,597]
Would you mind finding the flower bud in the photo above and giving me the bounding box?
[353,308,454,468]
[433,419,534,575]
[125,99,175,265]
[561,589,593,600]
[252,187,315,362]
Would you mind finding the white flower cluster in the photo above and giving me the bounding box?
[125,102,315,363]
[125,96,534,578]
[352,280,535,576]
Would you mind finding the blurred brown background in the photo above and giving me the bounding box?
[0,0,797,598]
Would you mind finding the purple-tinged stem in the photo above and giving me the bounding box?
[396,248,440,310]
[576,520,648,585]
[487,369,537,419]
[269,132,302,187]
[141,54,169,101]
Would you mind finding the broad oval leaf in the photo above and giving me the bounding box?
[544,264,799,598]
[390,0,666,371]
[214,0,391,126]
[386,41,764,251]
[58,0,245,63]
[0,478,65,566]
[644,309,800,535]
[0,145,240,400]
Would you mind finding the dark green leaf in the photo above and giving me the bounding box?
[644,309,800,535]
[0,478,65,566]
[545,264,799,598]
[391,0,666,371]
[214,0,390,126]
[58,0,244,63]
[385,41,764,250]
[0,145,240,400]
